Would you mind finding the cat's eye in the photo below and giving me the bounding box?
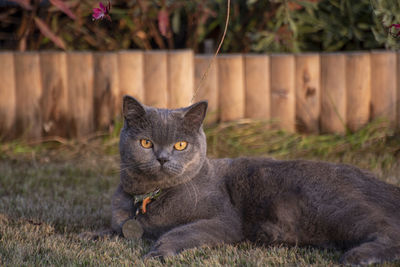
[140,139,153,149]
[174,141,188,151]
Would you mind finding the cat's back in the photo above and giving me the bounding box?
[217,157,400,218]
[214,157,400,246]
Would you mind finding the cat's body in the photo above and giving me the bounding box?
[112,96,400,265]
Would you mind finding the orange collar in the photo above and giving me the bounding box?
[134,189,161,216]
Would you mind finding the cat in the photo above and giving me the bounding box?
[112,95,400,265]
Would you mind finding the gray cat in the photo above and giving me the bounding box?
[112,95,400,265]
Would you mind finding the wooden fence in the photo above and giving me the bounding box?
[0,50,399,140]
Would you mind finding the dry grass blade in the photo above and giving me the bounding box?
[34,17,66,50]
[49,0,77,20]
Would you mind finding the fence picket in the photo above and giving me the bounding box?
[0,52,16,140]
[295,54,320,134]
[118,51,144,105]
[371,51,397,127]
[270,54,295,132]
[194,55,219,124]
[93,52,120,131]
[320,53,346,133]
[218,55,245,122]
[168,50,194,109]
[14,53,42,139]
[39,52,69,137]
[66,52,94,138]
[346,52,371,132]
[245,55,270,120]
[144,51,168,108]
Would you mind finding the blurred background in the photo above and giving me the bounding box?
[1,0,399,52]
[1,0,400,141]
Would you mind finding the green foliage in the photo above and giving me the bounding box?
[293,0,400,51]
[293,0,377,51]
[1,0,400,52]
[370,0,400,50]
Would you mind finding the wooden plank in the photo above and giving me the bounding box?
[66,52,94,138]
[270,54,296,132]
[39,52,69,137]
[194,55,219,124]
[93,52,120,131]
[14,52,42,140]
[168,50,194,109]
[320,53,346,134]
[346,52,371,132]
[244,54,270,120]
[144,51,168,108]
[118,50,144,103]
[218,54,245,121]
[0,52,16,140]
[295,53,320,133]
[370,51,397,127]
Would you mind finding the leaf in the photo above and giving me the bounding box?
[34,17,66,50]
[49,0,76,20]
[172,10,180,34]
[246,0,258,6]
[158,9,169,37]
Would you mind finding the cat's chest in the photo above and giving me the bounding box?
[136,183,225,236]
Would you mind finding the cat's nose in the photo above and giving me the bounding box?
[157,157,169,165]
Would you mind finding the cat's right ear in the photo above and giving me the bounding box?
[122,95,146,124]
[183,101,208,130]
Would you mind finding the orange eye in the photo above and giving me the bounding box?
[140,139,153,149]
[174,141,187,151]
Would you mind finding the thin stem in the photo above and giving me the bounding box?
[191,0,231,104]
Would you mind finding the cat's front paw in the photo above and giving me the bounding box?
[144,248,176,260]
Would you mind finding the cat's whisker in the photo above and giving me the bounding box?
[120,161,142,170]
[188,180,199,208]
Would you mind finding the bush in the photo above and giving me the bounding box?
[0,0,399,52]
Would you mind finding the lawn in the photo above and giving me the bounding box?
[1,120,399,266]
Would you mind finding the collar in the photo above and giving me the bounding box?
[134,189,161,216]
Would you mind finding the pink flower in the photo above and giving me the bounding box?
[92,1,111,21]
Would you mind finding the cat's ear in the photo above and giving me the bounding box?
[183,101,208,130]
[122,95,146,123]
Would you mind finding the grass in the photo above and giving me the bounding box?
[0,119,399,266]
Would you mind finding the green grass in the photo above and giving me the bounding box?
[1,120,399,266]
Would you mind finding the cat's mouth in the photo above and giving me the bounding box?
[158,163,182,176]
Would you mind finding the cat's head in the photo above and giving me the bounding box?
[119,95,208,195]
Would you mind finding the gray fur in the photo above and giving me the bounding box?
[112,96,400,265]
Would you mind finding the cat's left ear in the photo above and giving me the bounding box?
[183,101,208,130]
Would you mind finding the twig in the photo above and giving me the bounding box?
[191,0,231,103]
